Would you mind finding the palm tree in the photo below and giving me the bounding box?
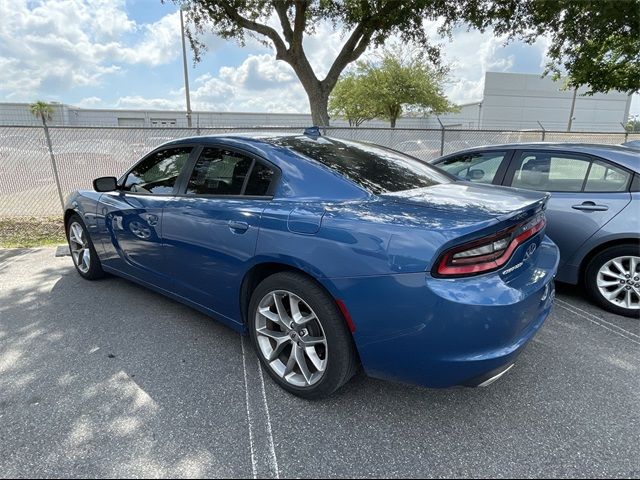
[29,100,54,125]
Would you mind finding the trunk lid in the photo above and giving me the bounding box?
[381,182,549,223]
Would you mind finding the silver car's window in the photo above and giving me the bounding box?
[511,153,590,192]
[438,151,506,184]
[584,160,631,192]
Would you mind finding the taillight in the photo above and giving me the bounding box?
[434,213,546,277]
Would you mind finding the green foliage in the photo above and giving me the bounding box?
[29,101,54,125]
[178,0,640,124]
[626,117,640,133]
[328,73,376,127]
[330,47,456,127]
[459,0,640,94]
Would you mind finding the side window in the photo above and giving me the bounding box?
[437,151,506,184]
[124,147,192,194]
[584,160,631,192]
[244,162,275,196]
[186,148,253,195]
[511,152,590,192]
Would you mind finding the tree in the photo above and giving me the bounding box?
[29,100,54,126]
[463,0,640,95]
[348,47,455,127]
[178,0,468,126]
[328,73,376,127]
[626,117,640,133]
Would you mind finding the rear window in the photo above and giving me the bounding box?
[268,136,452,194]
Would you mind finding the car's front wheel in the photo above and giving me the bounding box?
[585,244,640,318]
[66,214,105,280]
[248,272,358,399]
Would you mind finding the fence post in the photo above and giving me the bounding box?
[537,121,546,141]
[437,117,445,156]
[42,123,65,212]
[621,123,628,142]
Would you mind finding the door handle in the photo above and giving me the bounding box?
[571,201,609,212]
[228,220,249,233]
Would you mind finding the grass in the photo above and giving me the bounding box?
[0,216,66,248]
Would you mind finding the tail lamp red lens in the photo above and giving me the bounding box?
[435,214,546,277]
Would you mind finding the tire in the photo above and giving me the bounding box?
[248,272,358,399]
[66,214,105,280]
[584,243,640,318]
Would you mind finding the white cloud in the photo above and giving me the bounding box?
[0,0,183,101]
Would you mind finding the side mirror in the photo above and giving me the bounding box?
[467,169,485,181]
[93,176,118,192]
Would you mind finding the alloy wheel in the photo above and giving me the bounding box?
[68,221,91,274]
[596,255,640,311]
[254,290,328,387]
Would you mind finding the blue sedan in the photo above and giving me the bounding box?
[431,143,640,317]
[64,132,558,398]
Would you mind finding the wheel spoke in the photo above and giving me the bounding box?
[597,279,621,288]
[283,346,297,376]
[301,336,325,347]
[607,285,625,300]
[601,268,625,280]
[612,259,627,276]
[625,289,632,308]
[304,346,326,372]
[294,345,312,384]
[273,293,292,328]
[258,306,280,324]
[630,256,638,275]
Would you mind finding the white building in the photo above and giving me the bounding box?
[0,72,632,131]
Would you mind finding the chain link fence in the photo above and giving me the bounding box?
[1,125,638,217]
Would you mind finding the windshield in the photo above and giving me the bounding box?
[269,135,453,194]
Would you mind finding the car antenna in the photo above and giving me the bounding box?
[303,126,321,139]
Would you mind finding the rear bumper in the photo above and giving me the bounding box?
[324,237,559,388]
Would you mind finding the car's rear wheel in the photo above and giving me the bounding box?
[248,272,358,399]
[585,244,640,318]
[66,214,105,280]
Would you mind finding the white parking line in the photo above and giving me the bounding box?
[240,335,280,479]
[241,336,258,479]
[556,298,639,339]
[555,302,640,346]
[257,358,280,479]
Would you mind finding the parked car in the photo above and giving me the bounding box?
[622,140,640,151]
[64,132,558,398]
[430,143,640,317]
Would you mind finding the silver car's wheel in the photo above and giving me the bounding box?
[255,290,328,388]
[68,221,91,274]
[597,255,640,311]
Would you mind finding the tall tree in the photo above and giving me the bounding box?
[353,46,455,127]
[463,0,640,95]
[178,0,462,126]
[29,100,54,126]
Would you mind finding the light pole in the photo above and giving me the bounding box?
[180,7,193,128]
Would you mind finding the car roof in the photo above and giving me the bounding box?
[435,142,640,173]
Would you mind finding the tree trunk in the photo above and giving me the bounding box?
[390,117,397,128]
[308,90,330,126]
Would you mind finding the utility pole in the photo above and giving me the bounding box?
[180,8,193,128]
[567,87,577,132]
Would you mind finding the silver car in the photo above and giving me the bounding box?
[430,143,640,317]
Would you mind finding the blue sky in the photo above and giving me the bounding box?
[1,0,638,117]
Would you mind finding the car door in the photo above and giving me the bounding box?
[505,150,633,268]
[162,145,278,322]
[97,145,196,287]
[431,150,513,185]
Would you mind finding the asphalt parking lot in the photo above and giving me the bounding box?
[1,248,638,478]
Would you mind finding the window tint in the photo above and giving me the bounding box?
[267,136,451,194]
[437,151,506,184]
[584,160,631,192]
[186,148,253,195]
[511,152,590,192]
[244,162,275,196]
[124,147,191,194]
